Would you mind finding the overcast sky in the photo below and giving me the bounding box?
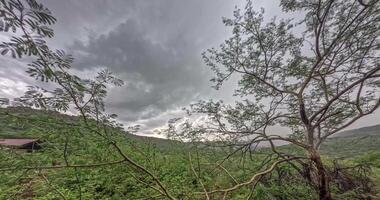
[0,0,379,136]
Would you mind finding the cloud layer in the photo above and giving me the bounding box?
[1,0,379,135]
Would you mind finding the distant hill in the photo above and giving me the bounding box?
[0,106,181,150]
[320,124,380,158]
[1,107,379,199]
[334,124,380,138]
[1,106,379,158]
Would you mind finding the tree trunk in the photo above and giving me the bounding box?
[309,149,332,200]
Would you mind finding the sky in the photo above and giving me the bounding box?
[0,0,379,137]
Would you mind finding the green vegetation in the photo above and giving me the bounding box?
[0,107,379,199]
[1,0,379,199]
[321,135,380,158]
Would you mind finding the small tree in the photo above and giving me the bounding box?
[0,0,175,199]
[168,0,380,199]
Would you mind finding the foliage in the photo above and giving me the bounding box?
[0,0,173,199]
[1,0,380,199]
[167,0,380,199]
[0,107,379,199]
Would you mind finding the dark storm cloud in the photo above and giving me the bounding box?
[70,17,210,123]
[1,0,243,134]
[54,0,242,131]
[1,0,379,135]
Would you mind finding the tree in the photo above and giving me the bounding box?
[168,0,380,199]
[0,0,175,199]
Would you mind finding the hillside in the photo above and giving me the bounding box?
[0,106,174,144]
[2,106,380,159]
[321,134,380,158]
[0,107,380,199]
[1,106,380,158]
[320,124,380,158]
[334,124,380,138]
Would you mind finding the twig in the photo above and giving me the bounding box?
[40,172,67,200]
[206,158,299,195]
[189,153,210,200]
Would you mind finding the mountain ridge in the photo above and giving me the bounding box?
[335,124,380,138]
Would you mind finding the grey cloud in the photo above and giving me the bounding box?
[70,18,209,124]
[2,0,379,135]
[60,0,241,132]
[0,0,304,134]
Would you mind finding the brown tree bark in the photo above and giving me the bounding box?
[309,149,332,200]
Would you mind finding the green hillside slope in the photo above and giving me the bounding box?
[335,124,380,138]
[0,107,379,199]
